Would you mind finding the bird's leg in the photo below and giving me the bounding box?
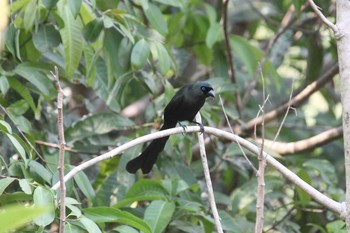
[178,121,187,135]
[191,121,204,134]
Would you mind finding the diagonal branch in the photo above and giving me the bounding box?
[240,63,339,134]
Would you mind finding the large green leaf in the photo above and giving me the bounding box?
[84,207,152,233]
[131,39,150,70]
[65,113,134,142]
[142,3,168,35]
[144,200,175,233]
[153,41,171,76]
[58,5,83,78]
[33,25,61,52]
[0,205,47,233]
[5,133,27,166]
[23,0,37,31]
[79,216,102,233]
[14,63,56,98]
[83,18,104,43]
[114,179,168,208]
[0,177,16,196]
[7,77,38,118]
[33,187,55,227]
[74,171,95,200]
[28,160,52,184]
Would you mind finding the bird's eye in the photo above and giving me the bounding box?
[201,86,206,92]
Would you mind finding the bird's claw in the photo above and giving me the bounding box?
[191,121,204,134]
[199,124,204,134]
[178,121,187,135]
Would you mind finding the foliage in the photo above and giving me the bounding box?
[0,0,344,232]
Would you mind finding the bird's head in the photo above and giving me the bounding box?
[197,82,215,98]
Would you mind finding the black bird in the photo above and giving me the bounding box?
[126,81,215,174]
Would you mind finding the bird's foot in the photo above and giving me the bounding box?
[178,121,187,135]
[191,121,204,134]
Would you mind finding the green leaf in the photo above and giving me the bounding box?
[0,205,48,233]
[33,25,61,52]
[131,39,150,70]
[206,23,222,48]
[28,160,52,184]
[65,113,134,142]
[114,179,168,208]
[143,3,168,35]
[154,41,171,76]
[58,5,83,78]
[68,0,82,18]
[0,75,9,94]
[23,0,37,31]
[219,210,241,232]
[144,200,175,233]
[113,225,139,233]
[84,207,152,233]
[14,63,56,98]
[6,133,27,166]
[74,171,95,200]
[19,179,33,194]
[326,220,346,233]
[117,37,133,71]
[42,0,58,9]
[230,35,262,77]
[33,187,55,227]
[303,159,336,185]
[0,120,12,134]
[7,100,29,115]
[79,216,102,233]
[7,77,38,118]
[83,18,104,43]
[0,177,16,195]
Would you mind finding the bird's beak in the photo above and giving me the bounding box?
[208,90,215,98]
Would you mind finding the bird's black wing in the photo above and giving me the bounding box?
[163,89,186,124]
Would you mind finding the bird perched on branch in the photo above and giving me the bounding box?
[126,81,215,174]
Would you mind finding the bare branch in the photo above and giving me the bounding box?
[255,126,343,155]
[51,66,66,233]
[308,0,341,37]
[241,63,339,134]
[195,114,223,233]
[219,95,257,173]
[50,126,344,215]
[222,0,242,116]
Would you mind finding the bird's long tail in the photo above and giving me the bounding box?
[126,122,176,174]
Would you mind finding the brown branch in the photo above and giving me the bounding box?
[222,0,242,117]
[241,4,302,109]
[255,126,343,155]
[35,140,78,153]
[240,63,339,134]
[255,65,267,233]
[52,66,66,233]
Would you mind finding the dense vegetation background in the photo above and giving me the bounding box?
[0,0,345,232]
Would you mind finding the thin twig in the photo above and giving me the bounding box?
[50,126,344,215]
[307,0,341,37]
[35,140,78,153]
[241,63,339,134]
[219,95,257,173]
[271,81,295,145]
[51,66,66,233]
[255,64,267,233]
[222,0,242,117]
[195,114,223,233]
